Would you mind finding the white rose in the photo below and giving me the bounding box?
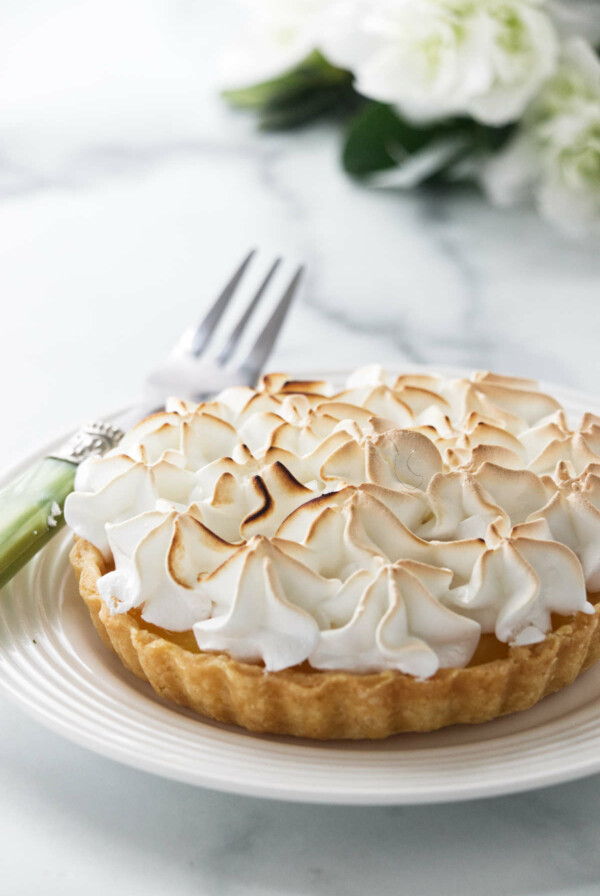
[483,39,600,237]
[220,0,335,87]
[320,0,559,125]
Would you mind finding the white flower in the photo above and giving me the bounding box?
[220,0,335,87]
[483,39,600,237]
[320,0,559,125]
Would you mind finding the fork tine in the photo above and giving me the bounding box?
[239,265,304,379]
[216,257,282,365]
[189,248,256,356]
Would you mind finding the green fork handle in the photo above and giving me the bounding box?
[0,420,125,590]
[0,457,77,589]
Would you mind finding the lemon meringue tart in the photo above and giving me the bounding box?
[66,367,600,739]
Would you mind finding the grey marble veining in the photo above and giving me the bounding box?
[1,2,600,894]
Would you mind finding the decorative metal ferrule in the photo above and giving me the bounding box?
[49,421,124,465]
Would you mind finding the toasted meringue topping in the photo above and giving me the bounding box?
[65,366,599,676]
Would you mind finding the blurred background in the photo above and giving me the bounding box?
[1,0,598,461]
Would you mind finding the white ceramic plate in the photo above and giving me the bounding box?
[2,368,600,805]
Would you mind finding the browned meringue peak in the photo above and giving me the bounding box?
[115,406,241,469]
[345,367,563,437]
[121,370,576,490]
[257,373,334,396]
[442,525,592,645]
[276,486,485,586]
[308,561,481,676]
[98,508,239,631]
[393,370,538,392]
[395,411,519,470]
[235,411,289,454]
[330,384,418,428]
[355,466,547,545]
[211,400,366,457]
[267,405,397,457]
[200,388,361,456]
[431,408,600,477]
[395,405,585,477]
[445,443,526,472]
[528,436,600,479]
[192,535,340,671]
[190,461,316,543]
[266,411,355,457]
[116,411,185,461]
[320,429,444,491]
[200,385,329,433]
[164,396,198,415]
[179,413,240,468]
[167,508,240,582]
[417,472,508,541]
[241,391,323,425]
[275,490,392,580]
[525,465,600,592]
[185,426,408,544]
[470,371,542,389]
[461,375,562,429]
[278,484,428,544]
[192,433,352,501]
[581,412,600,440]
[553,460,600,491]
[435,414,525,466]
[367,464,551,543]
[201,534,339,613]
[319,558,444,629]
[471,463,551,525]
[520,411,600,478]
[65,454,197,558]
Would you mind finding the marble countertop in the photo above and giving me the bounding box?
[1,2,600,893]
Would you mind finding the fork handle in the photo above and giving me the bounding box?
[0,421,124,590]
[0,458,78,589]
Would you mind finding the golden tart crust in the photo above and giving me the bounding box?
[71,537,600,740]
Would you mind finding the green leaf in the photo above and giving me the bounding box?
[222,51,357,131]
[343,102,515,185]
[258,84,358,131]
[222,51,351,111]
[343,103,433,176]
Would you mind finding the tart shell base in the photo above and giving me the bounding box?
[71,537,600,740]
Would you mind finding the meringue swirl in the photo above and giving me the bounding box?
[65,367,598,676]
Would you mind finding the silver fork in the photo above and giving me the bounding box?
[0,250,304,589]
[138,249,303,416]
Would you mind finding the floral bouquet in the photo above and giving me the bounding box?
[221,1,600,238]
